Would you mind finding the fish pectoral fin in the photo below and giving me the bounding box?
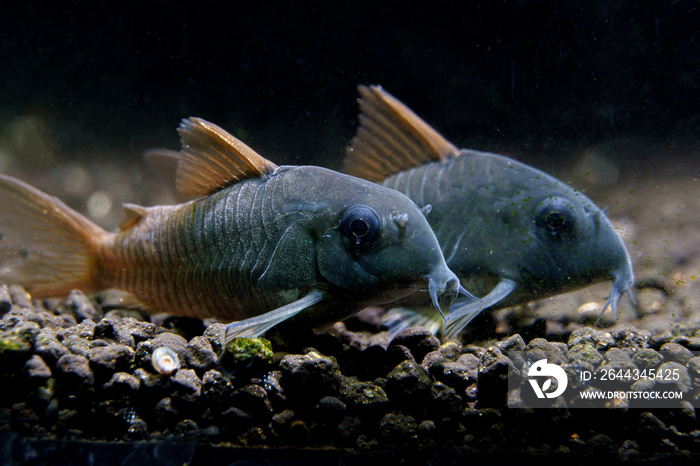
[444,279,516,339]
[383,306,445,340]
[175,117,279,197]
[342,85,461,181]
[223,289,326,343]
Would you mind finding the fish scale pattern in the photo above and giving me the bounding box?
[98,178,295,321]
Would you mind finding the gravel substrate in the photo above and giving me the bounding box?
[1,283,699,464]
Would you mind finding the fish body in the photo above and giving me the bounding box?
[344,85,635,338]
[382,149,631,309]
[1,117,462,341]
[96,164,452,322]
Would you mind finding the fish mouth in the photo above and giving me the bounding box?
[596,263,637,325]
[427,271,474,321]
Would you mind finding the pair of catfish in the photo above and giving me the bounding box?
[0,86,635,342]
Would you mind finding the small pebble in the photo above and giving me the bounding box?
[687,356,700,379]
[279,351,342,402]
[34,328,71,366]
[170,368,201,396]
[55,353,94,387]
[60,335,90,358]
[389,326,440,363]
[154,397,179,427]
[566,343,604,366]
[633,348,664,370]
[524,337,567,365]
[185,336,218,374]
[568,327,615,350]
[654,361,692,393]
[89,344,135,376]
[478,347,518,407]
[378,412,417,442]
[24,354,52,380]
[587,433,616,452]
[102,372,141,394]
[385,359,432,405]
[494,333,526,353]
[428,381,462,417]
[8,285,33,309]
[232,384,273,420]
[315,396,346,425]
[93,319,135,347]
[342,378,389,416]
[64,290,102,323]
[659,342,694,366]
[428,360,478,392]
[418,419,436,438]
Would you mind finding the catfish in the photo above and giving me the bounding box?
[344,85,636,338]
[0,117,466,343]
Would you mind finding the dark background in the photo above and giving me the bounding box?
[1,0,698,171]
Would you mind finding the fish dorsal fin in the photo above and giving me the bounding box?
[119,203,149,230]
[343,85,460,181]
[176,117,279,196]
[142,148,194,202]
[143,148,180,187]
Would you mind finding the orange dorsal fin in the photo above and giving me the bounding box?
[343,85,460,181]
[175,117,278,197]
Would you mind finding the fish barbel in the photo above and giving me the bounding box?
[343,85,636,339]
[0,117,465,342]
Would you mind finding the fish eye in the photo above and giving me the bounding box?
[341,206,381,245]
[535,197,576,237]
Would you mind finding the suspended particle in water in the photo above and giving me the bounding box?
[86,190,113,219]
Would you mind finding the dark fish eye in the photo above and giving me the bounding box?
[535,197,576,237]
[341,206,380,245]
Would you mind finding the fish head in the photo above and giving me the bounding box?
[510,179,635,317]
[297,168,461,311]
[418,151,635,320]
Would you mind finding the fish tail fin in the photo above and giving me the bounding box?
[0,174,108,298]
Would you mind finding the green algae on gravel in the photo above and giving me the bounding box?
[0,326,35,368]
[222,337,273,367]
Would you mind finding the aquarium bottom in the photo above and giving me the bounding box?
[3,432,700,466]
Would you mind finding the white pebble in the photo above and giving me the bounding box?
[577,301,609,315]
